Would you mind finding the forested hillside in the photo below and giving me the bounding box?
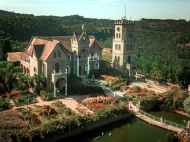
[0,10,190,87]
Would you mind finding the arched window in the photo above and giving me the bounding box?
[128,56,131,63]
[118,56,120,62]
[118,45,121,50]
[67,54,71,61]
[58,50,61,58]
[127,44,129,50]
[115,56,117,61]
[115,44,117,50]
[54,52,56,58]
[55,63,59,72]
[66,66,70,73]
[116,33,118,38]
[90,52,94,60]
[119,33,120,39]
[130,44,132,50]
[94,62,99,69]
[85,53,88,59]
[94,53,99,60]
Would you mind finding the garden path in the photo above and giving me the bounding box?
[11,94,93,115]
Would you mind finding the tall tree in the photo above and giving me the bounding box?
[0,38,12,61]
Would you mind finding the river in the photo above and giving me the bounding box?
[62,111,189,142]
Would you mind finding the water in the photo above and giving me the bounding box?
[62,111,189,142]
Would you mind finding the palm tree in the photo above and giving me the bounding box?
[32,73,47,95]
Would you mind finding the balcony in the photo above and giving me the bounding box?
[51,70,67,84]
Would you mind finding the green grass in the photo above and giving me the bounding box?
[102,54,112,61]
[13,96,37,106]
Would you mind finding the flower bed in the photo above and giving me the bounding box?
[125,86,155,96]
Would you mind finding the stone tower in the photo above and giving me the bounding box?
[112,20,137,77]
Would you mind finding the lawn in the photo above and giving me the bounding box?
[102,54,112,61]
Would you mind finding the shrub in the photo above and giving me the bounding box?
[27,113,40,126]
[40,91,54,101]
[52,100,65,108]
[14,66,23,72]
[15,94,22,102]
[39,105,57,116]
[165,132,174,142]
[135,86,141,92]
[0,97,12,111]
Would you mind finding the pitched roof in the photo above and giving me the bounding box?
[27,38,59,61]
[39,36,72,52]
[7,52,22,62]
[26,35,101,61]
[19,51,29,60]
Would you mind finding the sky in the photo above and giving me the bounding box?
[0,0,189,20]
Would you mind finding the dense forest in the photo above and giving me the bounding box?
[0,10,190,87]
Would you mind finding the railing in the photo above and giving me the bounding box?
[138,109,185,130]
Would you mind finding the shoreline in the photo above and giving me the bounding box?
[35,113,132,142]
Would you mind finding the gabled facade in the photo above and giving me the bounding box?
[7,32,102,96]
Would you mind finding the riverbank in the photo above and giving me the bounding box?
[35,113,132,142]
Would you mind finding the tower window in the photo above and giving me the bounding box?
[119,33,120,39]
[130,44,132,50]
[115,56,117,61]
[118,56,120,62]
[118,45,121,50]
[115,44,118,50]
[116,33,118,38]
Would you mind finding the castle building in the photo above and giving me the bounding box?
[112,20,137,77]
[7,32,102,96]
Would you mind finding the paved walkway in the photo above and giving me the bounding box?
[12,94,92,114]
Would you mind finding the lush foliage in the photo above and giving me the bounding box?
[40,90,54,101]
[13,96,37,106]
[183,96,190,113]
[31,73,47,95]
[0,96,12,110]
[165,132,175,142]
[160,88,188,112]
